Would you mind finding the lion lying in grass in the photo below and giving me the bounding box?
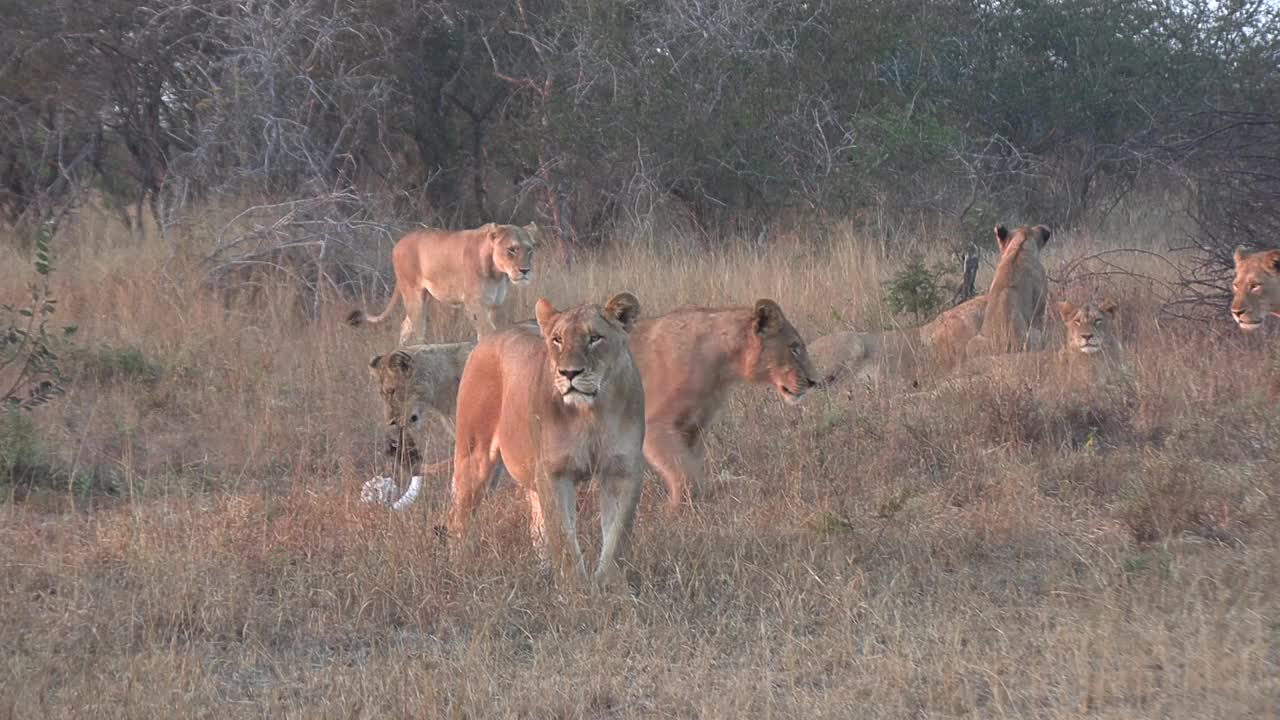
[952,297,1125,387]
[808,294,987,388]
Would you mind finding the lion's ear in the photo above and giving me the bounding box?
[604,292,641,331]
[369,354,384,369]
[535,298,558,331]
[484,222,502,242]
[1056,301,1077,324]
[1034,224,1052,248]
[388,351,412,371]
[753,299,786,335]
[1098,298,1118,316]
[524,222,540,247]
[994,224,1010,252]
[1234,245,1249,266]
[1266,249,1280,272]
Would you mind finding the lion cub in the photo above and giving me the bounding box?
[448,293,647,588]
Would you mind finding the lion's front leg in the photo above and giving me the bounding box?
[537,470,587,582]
[596,469,644,590]
[464,302,502,340]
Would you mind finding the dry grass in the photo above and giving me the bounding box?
[1,209,1277,719]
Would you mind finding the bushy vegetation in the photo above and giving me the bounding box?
[3,1,1278,258]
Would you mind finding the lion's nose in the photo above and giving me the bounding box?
[558,367,583,381]
[1079,333,1093,341]
[1232,307,1246,318]
[519,267,531,275]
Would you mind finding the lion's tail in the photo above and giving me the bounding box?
[346,288,401,327]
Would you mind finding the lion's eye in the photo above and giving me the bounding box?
[1251,282,1262,292]
[551,336,562,348]
[1094,319,1102,327]
[589,334,603,346]
[507,248,517,256]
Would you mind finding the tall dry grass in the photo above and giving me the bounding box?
[0,207,1277,718]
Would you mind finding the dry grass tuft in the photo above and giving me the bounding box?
[1,212,1277,718]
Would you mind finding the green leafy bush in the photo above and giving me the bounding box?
[2,224,75,410]
[884,256,950,323]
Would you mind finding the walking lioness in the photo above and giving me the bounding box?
[348,222,539,343]
[447,293,646,588]
[629,300,816,509]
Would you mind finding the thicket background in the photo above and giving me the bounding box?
[4,0,1279,289]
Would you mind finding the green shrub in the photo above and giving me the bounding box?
[884,256,949,323]
[2,223,75,410]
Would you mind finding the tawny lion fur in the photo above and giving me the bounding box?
[348,222,539,343]
[808,294,988,388]
[447,293,646,589]
[966,224,1052,357]
[1231,246,1280,332]
[627,300,816,510]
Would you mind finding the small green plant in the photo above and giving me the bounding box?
[2,222,75,410]
[884,256,949,323]
[85,344,164,385]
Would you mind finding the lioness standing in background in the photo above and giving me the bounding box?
[348,222,539,343]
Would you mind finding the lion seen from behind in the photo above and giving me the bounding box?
[966,224,1052,358]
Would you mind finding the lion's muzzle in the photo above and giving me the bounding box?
[1233,306,1264,331]
[554,367,601,406]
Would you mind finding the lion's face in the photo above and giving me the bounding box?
[1058,299,1119,356]
[369,350,421,430]
[744,299,816,405]
[536,292,641,408]
[1231,247,1280,331]
[490,222,538,285]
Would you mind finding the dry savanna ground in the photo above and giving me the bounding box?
[1,207,1277,719]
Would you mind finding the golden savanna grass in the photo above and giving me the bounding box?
[1,205,1277,718]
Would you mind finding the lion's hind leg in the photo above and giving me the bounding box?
[445,445,499,542]
[643,422,705,512]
